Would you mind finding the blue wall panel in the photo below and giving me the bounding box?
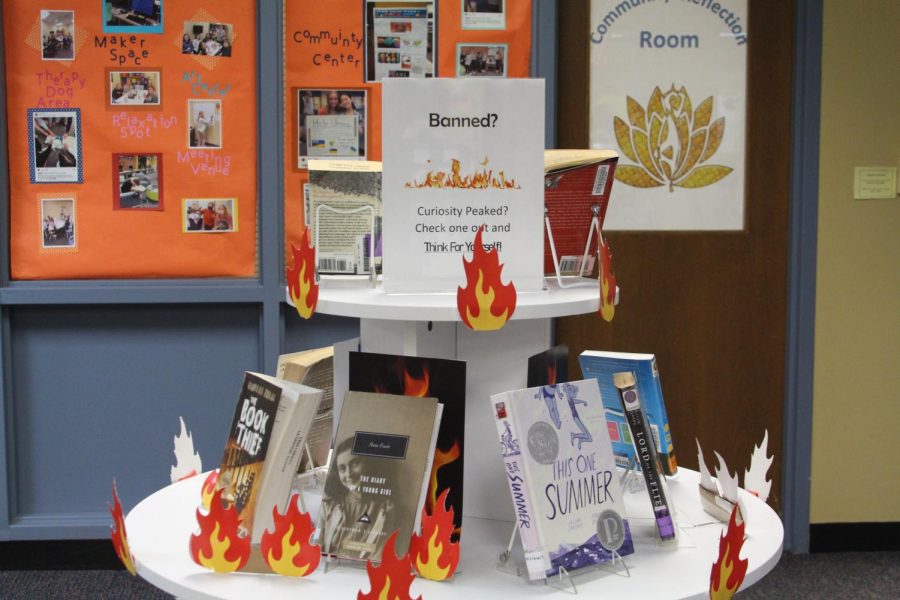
[283,308,359,354]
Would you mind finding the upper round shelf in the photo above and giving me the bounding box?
[287,276,611,322]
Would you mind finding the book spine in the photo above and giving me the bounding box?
[613,373,677,542]
[491,394,549,579]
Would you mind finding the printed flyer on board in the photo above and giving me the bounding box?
[381,78,545,294]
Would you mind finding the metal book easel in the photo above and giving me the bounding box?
[544,204,604,289]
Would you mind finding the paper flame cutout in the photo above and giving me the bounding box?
[599,236,617,322]
[358,531,420,600]
[709,506,748,599]
[287,230,319,320]
[714,451,740,504]
[109,480,137,576]
[405,158,520,189]
[457,227,516,331]
[200,470,219,510]
[743,430,773,502]
[189,487,250,573]
[697,439,716,492]
[410,489,459,581]
[403,365,430,398]
[171,416,202,483]
[260,494,320,577]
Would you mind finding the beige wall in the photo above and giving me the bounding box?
[810,1,900,523]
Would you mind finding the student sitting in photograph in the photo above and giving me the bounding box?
[214,204,233,230]
[182,33,193,54]
[186,205,203,230]
[145,84,158,104]
[111,81,125,102]
[220,39,232,57]
[201,202,217,230]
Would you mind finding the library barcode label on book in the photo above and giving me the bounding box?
[319,257,351,273]
[592,165,610,196]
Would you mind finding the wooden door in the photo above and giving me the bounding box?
[556,1,794,512]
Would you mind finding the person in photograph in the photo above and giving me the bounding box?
[320,437,397,560]
[191,33,202,54]
[214,203,233,231]
[201,202,217,230]
[220,39,232,57]
[317,91,340,115]
[194,110,213,146]
[186,203,203,230]
[182,33,193,54]
[339,93,366,142]
[145,84,159,104]
[111,80,125,102]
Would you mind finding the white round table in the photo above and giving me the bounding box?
[125,468,782,599]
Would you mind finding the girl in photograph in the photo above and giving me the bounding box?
[194,110,213,146]
[214,203,233,231]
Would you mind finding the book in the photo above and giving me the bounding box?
[527,344,569,388]
[319,390,442,562]
[276,346,335,473]
[578,350,678,476]
[491,379,634,580]
[349,351,466,541]
[543,149,618,275]
[216,372,324,545]
[308,159,382,275]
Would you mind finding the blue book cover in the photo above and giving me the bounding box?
[578,351,678,476]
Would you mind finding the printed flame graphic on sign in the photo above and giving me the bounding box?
[260,494,320,577]
[189,487,250,573]
[599,236,617,322]
[109,480,137,576]
[287,230,319,320]
[200,470,218,510]
[409,488,460,581]
[405,158,520,189]
[403,365,430,398]
[457,227,516,331]
[709,506,748,600]
[427,442,461,521]
[358,531,421,600]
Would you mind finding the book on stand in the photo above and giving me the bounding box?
[543,149,618,275]
[578,350,678,476]
[319,391,442,563]
[276,346,335,473]
[349,351,466,542]
[491,378,634,580]
[308,159,382,276]
[216,372,324,545]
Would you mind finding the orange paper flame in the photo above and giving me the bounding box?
[599,236,617,322]
[410,489,460,581]
[405,158,520,189]
[358,531,421,600]
[709,505,748,600]
[109,480,137,576]
[189,487,250,573]
[287,229,319,320]
[260,494,320,577]
[200,470,218,511]
[457,227,516,331]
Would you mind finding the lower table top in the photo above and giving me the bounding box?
[125,468,783,599]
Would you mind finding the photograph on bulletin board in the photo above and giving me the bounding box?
[2,0,258,279]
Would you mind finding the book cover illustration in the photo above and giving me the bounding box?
[217,373,283,540]
[497,379,634,578]
[349,351,465,542]
[578,351,678,476]
[320,391,439,562]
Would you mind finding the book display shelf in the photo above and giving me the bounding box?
[125,278,784,599]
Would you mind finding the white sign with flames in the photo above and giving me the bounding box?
[589,0,748,230]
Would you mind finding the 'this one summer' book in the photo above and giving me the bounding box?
[491,379,634,580]
[216,372,324,544]
[578,351,678,476]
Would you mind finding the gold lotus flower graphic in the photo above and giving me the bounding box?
[614,85,732,191]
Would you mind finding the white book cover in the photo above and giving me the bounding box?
[500,379,633,575]
[381,78,545,294]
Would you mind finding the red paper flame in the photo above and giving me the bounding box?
[260,494,320,577]
[409,489,460,581]
[599,236,616,322]
[109,480,137,576]
[189,487,250,573]
[709,505,748,599]
[405,158,520,189]
[200,470,218,511]
[358,531,420,600]
[287,229,319,320]
[457,227,516,331]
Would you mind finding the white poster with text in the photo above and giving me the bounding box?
[590,0,748,230]
[382,78,545,293]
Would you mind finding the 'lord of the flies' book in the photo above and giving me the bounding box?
[491,379,634,580]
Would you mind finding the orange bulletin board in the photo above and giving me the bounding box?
[3,1,258,279]
[283,0,532,257]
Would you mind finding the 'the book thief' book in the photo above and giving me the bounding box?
[349,351,466,542]
[216,372,324,544]
[543,149,618,275]
[491,379,634,580]
[319,391,442,562]
[578,350,678,475]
